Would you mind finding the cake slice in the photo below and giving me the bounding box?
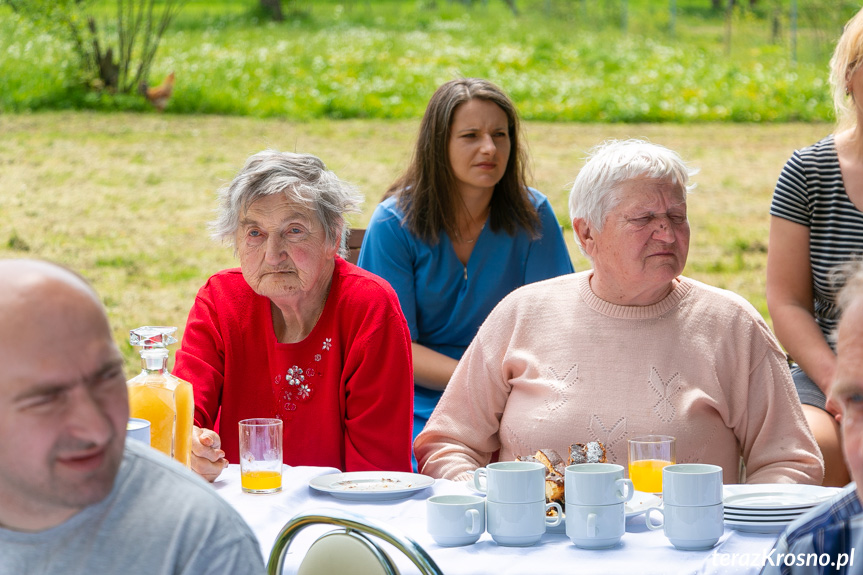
[545,474,565,506]
[568,441,607,465]
[534,448,566,477]
[517,449,566,507]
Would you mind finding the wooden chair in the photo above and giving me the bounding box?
[267,508,443,575]
[346,228,366,265]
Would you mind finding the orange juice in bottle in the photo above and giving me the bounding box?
[127,326,193,467]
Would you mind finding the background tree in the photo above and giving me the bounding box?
[259,0,283,21]
[713,0,758,8]
[2,0,185,93]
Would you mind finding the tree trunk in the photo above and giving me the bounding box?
[712,0,758,8]
[501,0,518,15]
[260,0,283,21]
[88,17,119,91]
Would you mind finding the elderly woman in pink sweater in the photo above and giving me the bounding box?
[414,139,824,485]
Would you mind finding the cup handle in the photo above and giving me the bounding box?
[616,478,635,502]
[545,502,563,527]
[644,506,664,530]
[465,509,482,536]
[473,468,488,494]
[587,512,597,538]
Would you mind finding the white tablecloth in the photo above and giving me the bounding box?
[214,465,779,574]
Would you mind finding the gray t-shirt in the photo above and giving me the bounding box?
[0,440,266,575]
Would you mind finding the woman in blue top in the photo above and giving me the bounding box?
[358,78,573,461]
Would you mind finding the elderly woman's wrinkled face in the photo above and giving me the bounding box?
[236,193,337,302]
[586,178,689,305]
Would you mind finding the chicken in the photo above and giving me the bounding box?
[139,72,175,111]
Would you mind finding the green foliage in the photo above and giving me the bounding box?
[1,0,185,94]
[0,0,859,121]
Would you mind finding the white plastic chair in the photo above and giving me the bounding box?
[267,508,444,575]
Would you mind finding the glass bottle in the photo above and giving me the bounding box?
[127,326,193,467]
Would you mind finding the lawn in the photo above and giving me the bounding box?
[0,1,852,371]
[0,112,830,372]
[0,0,859,121]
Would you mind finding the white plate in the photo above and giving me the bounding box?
[725,517,796,534]
[723,484,839,512]
[724,510,803,521]
[725,521,791,534]
[309,471,435,501]
[724,505,806,518]
[725,516,795,526]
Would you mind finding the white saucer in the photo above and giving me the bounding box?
[627,491,662,518]
[547,515,567,534]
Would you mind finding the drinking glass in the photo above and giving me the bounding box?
[627,435,675,493]
[239,418,283,494]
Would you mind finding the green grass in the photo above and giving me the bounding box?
[0,112,830,372]
[0,1,854,370]
[0,0,859,121]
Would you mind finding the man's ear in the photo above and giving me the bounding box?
[573,218,596,258]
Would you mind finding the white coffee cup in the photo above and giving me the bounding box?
[662,464,723,506]
[565,463,634,506]
[126,418,151,445]
[645,501,724,550]
[473,461,546,504]
[426,495,485,547]
[486,500,562,547]
[565,502,626,549]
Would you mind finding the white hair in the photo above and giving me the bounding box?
[210,150,363,258]
[568,139,698,234]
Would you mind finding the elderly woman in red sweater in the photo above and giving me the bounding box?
[174,150,413,481]
[415,139,823,486]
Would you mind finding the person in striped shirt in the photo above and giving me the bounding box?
[765,7,863,488]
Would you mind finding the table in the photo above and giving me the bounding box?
[214,465,779,575]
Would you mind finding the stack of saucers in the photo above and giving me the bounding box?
[723,484,840,534]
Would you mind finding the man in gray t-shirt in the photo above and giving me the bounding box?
[0,259,265,575]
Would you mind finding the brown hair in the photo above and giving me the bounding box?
[386,78,539,244]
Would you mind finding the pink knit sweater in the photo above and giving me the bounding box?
[414,271,824,485]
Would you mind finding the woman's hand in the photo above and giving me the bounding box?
[191,425,229,482]
[412,342,460,391]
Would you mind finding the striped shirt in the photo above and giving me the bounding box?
[770,135,863,347]
[762,483,862,575]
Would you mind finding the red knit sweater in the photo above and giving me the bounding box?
[174,258,413,472]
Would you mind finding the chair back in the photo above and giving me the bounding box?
[267,508,443,575]
[346,228,366,264]
[297,530,398,575]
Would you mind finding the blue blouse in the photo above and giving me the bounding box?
[358,189,574,441]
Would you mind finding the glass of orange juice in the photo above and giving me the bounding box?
[628,435,675,493]
[239,418,283,494]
